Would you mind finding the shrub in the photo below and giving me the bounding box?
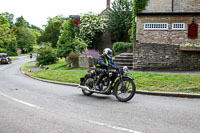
[36,42,58,65]
[81,49,101,59]
[73,38,88,54]
[80,49,101,66]
[68,52,79,68]
[113,42,133,54]
[78,12,108,45]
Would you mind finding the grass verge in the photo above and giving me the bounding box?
[23,60,200,94]
[29,70,86,84]
[21,61,32,71]
[10,58,18,61]
[45,58,87,70]
[27,70,200,94]
[132,72,200,94]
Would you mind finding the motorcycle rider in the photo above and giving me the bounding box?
[95,48,117,90]
[30,53,32,59]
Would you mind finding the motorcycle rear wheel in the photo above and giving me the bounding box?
[82,78,94,96]
[114,78,136,102]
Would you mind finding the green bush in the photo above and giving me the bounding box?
[73,38,88,54]
[6,51,17,56]
[67,52,79,68]
[113,42,133,54]
[36,43,58,65]
[0,48,17,56]
[57,18,77,58]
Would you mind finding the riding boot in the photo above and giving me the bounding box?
[95,73,104,91]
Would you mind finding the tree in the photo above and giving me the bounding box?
[16,27,36,53]
[30,24,44,43]
[0,14,17,55]
[78,12,108,46]
[108,0,133,42]
[37,15,65,48]
[0,14,9,49]
[57,18,77,58]
[15,16,29,27]
[2,12,14,28]
[14,16,38,53]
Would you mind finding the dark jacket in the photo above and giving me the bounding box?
[96,55,117,69]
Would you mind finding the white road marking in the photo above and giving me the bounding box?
[0,92,42,109]
[84,119,142,133]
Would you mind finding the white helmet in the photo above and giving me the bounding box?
[103,48,112,59]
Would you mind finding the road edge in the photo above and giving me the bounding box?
[20,68,200,98]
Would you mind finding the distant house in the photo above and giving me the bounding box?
[69,15,80,27]
[133,0,200,70]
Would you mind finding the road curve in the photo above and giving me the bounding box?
[0,56,200,133]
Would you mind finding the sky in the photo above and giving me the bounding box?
[0,0,114,28]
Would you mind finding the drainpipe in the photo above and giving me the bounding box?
[172,0,174,12]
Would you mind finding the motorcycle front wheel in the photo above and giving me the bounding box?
[114,77,136,102]
[82,78,94,96]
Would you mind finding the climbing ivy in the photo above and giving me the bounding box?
[130,0,148,41]
[135,0,149,13]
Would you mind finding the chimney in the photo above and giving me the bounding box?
[107,0,110,8]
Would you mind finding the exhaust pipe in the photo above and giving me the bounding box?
[78,85,90,91]
[78,85,100,93]
[78,82,112,94]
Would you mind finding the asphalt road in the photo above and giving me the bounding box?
[0,56,200,133]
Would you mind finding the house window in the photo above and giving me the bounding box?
[172,23,185,30]
[144,23,168,30]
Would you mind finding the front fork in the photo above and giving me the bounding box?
[118,75,128,93]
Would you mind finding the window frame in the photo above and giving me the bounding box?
[144,23,169,30]
[172,23,186,30]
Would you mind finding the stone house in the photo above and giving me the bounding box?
[133,0,200,70]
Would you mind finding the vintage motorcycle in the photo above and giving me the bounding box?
[78,66,136,102]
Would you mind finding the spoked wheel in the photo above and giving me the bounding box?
[82,78,94,96]
[114,78,136,102]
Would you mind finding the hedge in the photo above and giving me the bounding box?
[113,42,133,54]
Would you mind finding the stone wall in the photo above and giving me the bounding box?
[136,15,200,45]
[133,43,200,70]
[79,55,95,68]
[143,0,200,13]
